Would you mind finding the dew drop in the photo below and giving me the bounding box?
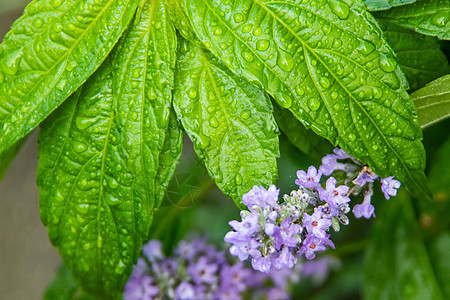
[328,0,350,20]
[240,110,250,119]
[357,40,375,55]
[432,11,447,27]
[242,51,254,62]
[187,87,197,98]
[115,260,127,274]
[379,54,397,73]
[333,38,342,48]
[319,77,331,89]
[235,173,243,185]
[32,17,44,28]
[277,92,292,108]
[209,116,219,128]
[214,28,223,35]
[256,39,270,51]
[105,193,121,206]
[234,13,244,23]
[76,203,89,214]
[242,24,252,33]
[66,61,78,72]
[331,91,338,100]
[75,116,98,130]
[372,87,383,99]
[308,98,321,111]
[251,26,261,35]
[372,144,378,151]
[277,51,294,72]
[322,25,331,34]
[109,178,119,189]
[73,141,87,153]
[1,49,23,75]
[296,86,305,96]
[348,133,356,141]
[50,0,63,8]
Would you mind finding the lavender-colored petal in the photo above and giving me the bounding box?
[273,246,297,270]
[175,281,196,300]
[142,240,163,262]
[251,256,272,273]
[188,256,218,285]
[228,212,260,236]
[295,166,322,189]
[381,176,401,199]
[242,185,279,212]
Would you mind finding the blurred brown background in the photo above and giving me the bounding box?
[0,1,61,299]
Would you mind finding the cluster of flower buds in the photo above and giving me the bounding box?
[123,238,300,300]
[224,148,401,272]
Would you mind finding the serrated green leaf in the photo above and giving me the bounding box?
[273,104,333,160]
[0,136,27,181]
[374,0,450,40]
[111,0,177,224]
[173,39,279,206]
[0,0,139,154]
[412,75,450,128]
[382,23,450,91]
[37,0,177,296]
[364,195,445,300]
[155,108,184,207]
[365,0,416,11]
[183,0,428,198]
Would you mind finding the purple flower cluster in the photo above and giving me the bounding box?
[224,148,401,272]
[124,238,299,300]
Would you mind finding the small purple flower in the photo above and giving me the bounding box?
[273,218,301,250]
[319,148,360,176]
[228,212,260,236]
[319,177,350,208]
[295,166,322,189]
[175,281,195,300]
[303,210,331,238]
[251,255,272,273]
[353,188,375,219]
[124,275,159,300]
[381,176,401,199]
[226,235,262,261]
[273,246,297,270]
[188,256,218,285]
[242,185,279,212]
[214,289,242,300]
[333,148,352,159]
[220,262,250,292]
[175,240,197,261]
[298,234,335,260]
[142,240,163,262]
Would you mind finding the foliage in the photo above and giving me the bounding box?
[0,0,448,298]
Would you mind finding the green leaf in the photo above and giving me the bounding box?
[155,108,184,207]
[183,0,428,198]
[111,0,177,222]
[374,0,450,40]
[382,23,450,91]
[167,0,202,45]
[273,104,333,160]
[364,195,445,300]
[37,0,177,295]
[0,0,139,154]
[365,0,416,11]
[412,75,450,128]
[0,136,27,181]
[173,39,279,206]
